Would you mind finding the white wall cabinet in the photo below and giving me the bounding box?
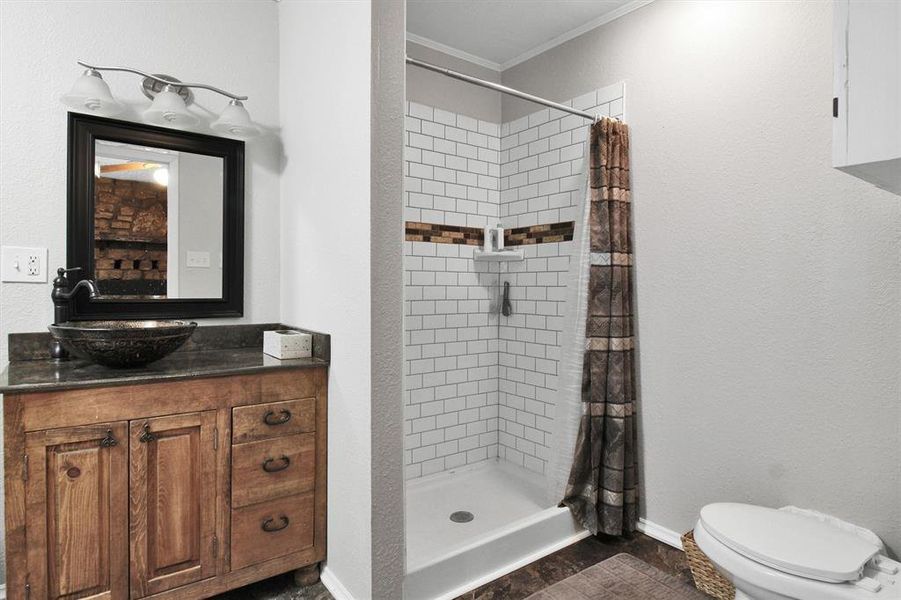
[833,0,901,195]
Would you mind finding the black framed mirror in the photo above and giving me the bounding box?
[67,112,244,319]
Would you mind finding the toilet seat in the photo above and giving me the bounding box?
[699,503,880,582]
[694,506,901,600]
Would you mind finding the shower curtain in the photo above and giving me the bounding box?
[553,118,638,537]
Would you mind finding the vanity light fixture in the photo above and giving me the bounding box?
[61,61,259,138]
[144,85,199,127]
[211,99,260,137]
[60,68,124,117]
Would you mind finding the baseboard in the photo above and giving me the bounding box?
[320,565,355,600]
[0,583,6,599]
[637,517,684,550]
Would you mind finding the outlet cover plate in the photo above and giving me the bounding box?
[1,246,48,283]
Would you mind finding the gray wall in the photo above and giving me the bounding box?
[407,41,502,123]
[502,0,901,554]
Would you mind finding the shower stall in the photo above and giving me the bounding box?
[402,61,626,599]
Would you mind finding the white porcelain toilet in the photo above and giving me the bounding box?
[694,503,900,600]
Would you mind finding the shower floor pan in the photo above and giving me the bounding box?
[404,459,589,600]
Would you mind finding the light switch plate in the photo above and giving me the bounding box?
[1,246,48,283]
[186,250,211,268]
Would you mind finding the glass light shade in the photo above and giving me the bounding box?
[211,100,259,138]
[143,86,198,127]
[60,70,123,116]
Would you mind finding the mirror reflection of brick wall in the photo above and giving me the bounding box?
[94,177,168,297]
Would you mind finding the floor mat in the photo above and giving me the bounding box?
[525,553,709,600]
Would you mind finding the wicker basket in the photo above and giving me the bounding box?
[681,530,736,600]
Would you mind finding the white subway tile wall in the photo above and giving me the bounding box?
[496,83,625,475]
[404,83,626,479]
[404,101,503,479]
[405,102,501,229]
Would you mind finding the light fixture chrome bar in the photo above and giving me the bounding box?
[406,57,596,121]
[77,61,248,101]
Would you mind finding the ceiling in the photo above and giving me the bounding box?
[406,0,651,71]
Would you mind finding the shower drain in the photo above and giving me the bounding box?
[449,511,474,523]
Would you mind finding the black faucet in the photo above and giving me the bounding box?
[50,267,99,360]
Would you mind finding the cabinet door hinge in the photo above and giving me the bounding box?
[23,454,28,481]
[213,427,219,451]
[212,534,219,557]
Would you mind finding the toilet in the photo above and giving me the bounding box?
[694,503,900,600]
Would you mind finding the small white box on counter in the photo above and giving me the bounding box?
[263,329,312,359]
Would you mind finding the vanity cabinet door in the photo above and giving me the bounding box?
[24,423,128,600]
[128,411,219,598]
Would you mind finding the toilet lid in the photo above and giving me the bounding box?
[699,503,880,583]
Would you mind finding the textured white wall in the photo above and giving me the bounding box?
[0,1,282,365]
[278,1,374,598]
[502,0,901,554]
[0,0,281,584]
[370,1,407,595]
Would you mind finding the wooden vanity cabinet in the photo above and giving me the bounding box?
[23,423,129,600]
[4,366,327,600]
[129,411,221,597]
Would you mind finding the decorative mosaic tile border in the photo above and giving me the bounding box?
[405,221,575,246]
[505,222,575,246]
[405,222,484,245]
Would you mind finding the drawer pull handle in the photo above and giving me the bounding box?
[261,516,290,532]
[263,410,292,426]
[139,423,156,443]
[262,456,291,473]
[100,429,118,448]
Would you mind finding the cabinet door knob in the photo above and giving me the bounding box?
[262,455,291,473]
[100,429,117,447]
[139,423,156,443]
[261,516,290,532]
[262,410,292,426]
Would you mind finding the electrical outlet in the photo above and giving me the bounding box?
[1,246,48,283]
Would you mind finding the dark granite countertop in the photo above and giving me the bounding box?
[1,323,330,394]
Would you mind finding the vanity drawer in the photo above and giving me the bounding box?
[260,369,320,402]
[230,493,314,571]
[232,397,315,443]
[231,433,315,508]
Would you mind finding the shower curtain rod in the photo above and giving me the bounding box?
[406,57,598,122]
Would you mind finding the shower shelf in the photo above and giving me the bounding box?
[474,249,524,262]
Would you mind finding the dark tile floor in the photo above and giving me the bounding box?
[454,532,693,600]
[211,573,333,600]
[211,532,692,600]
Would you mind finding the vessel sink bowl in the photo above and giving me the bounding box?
[49,320,197,368]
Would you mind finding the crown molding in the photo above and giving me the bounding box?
[500,0,655,70]
[406,33,502,72]
[406,0,654,74]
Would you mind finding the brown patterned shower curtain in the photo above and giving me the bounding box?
[561,118,638,537]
